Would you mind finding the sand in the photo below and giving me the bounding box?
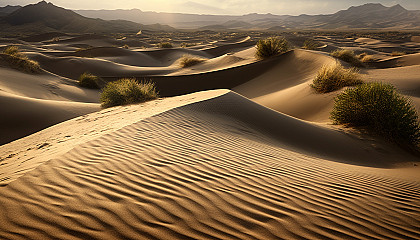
[1,32,419,239]
[0,90,419,240]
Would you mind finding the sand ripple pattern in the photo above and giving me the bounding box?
[0,93,419,240]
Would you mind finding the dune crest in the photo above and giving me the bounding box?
[0,90,419,240]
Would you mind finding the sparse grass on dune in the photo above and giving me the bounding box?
[255,37,289,60]
[311,63,363,93]
[357,53,375,63]
[331,82,420,146]
[302,39,321,50]
[179,55,206,68]
[2,46,41,73]
[330,49,364,67]
[3,46,20,56]
[181,42,197,48]
[391,51,406,56]
[100,78,159,108]
[158,42,173,48]
[78,72,100,89]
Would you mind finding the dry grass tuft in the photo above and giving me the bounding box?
[78,72,100,89]
[302,39,321,50]
[330,49,364,67]
[390,51,406,56]
[158,42,173,48]
[179,55,206,68]
[311,63,363,93]
[100,78,159,108]
[2,46,41,73]
[255,37,289,60]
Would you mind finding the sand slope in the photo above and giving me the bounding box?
[0,90,419,240]
[0,66,99,145]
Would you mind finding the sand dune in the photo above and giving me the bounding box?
[371,52,420,68]
[0,66,99,145]
[1,30,420,240]
[0,90,419,240]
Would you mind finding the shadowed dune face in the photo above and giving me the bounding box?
[2,30,420,143]
[0,91,419,240]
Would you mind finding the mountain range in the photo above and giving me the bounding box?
[0,1,174,34]
[0,2,419,32]
[75,3,420,30]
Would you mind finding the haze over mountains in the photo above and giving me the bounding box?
[0,1,420,32]
[0,1,419,32]
[76,3,420,30]
[0,1,174,33]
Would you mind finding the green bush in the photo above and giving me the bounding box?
[311,63,363,93]
[179,55,206,68]
[330,49,363,67]
[78,72,100,89]
[2,46,41,73]
[331,82,420,146]
[303,39,321,50]
[255,37,289,59]
[158,42,173,48]
[100,78,158,108]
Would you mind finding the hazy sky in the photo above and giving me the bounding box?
[1,0,420,15]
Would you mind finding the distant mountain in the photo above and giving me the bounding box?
[0,1,175,33]
[0,5,21,17]
[77,3,420,30]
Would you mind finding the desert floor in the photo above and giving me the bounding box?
[0,31,419,239]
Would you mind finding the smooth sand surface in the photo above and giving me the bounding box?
[0,90,419,240]
[0,66,99,145]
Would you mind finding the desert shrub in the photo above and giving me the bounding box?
[391,51,406,56]
[179,55,205,68]
[100,78,158,108]
[331,82,420,146]
[303,39,321,50]
[3,46,20,56]
[181,42,196,48]
[121,44,129,49]
[255,37,289,59]
[158,42,173,48]
[357,53,375,63]
[2,46,41,73]
[311,63,363,93]
[330,49,364,67]
[78,72,100,89]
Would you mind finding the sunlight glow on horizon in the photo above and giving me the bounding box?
[1,0,420,15]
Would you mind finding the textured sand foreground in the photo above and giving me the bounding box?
[0,90,419,240]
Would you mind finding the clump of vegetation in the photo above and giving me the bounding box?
[255,37,289,60]
[179,55,206,68]
[391,51,406,56]
[100,78,158,108]
[311,63,363,93]
[302,39,321,50]
[2,46,41,73]
[180,42,197,48]
[3,46,19,55]
[331,82,420,146]
[357,53,375,63]
[78,72,100,89]
[121,45,129,49]
[330,49,364,67]
[158,42,173,48]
